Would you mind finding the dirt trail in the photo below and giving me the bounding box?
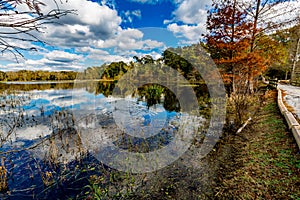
[213,90,300,199]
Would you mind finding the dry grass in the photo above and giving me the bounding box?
[0,158,7,192]
[215,90,300,199]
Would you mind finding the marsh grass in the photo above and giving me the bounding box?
[0,91,89,197]
[0,158,7,192]
[0,92,170,198]
[0,91,30,193]
[0,84,212,199]
[83,115,212,200]
[0,91,31,146]
[84,170,143,200]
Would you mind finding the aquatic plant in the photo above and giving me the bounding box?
[0,158,7,192]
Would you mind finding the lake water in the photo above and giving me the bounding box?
[0,81,208,199]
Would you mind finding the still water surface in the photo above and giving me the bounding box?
[0,81,208,199]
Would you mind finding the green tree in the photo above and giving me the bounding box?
[0,71,6,81]
[239,0,300,88]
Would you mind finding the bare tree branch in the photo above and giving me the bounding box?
[0,0,76,62]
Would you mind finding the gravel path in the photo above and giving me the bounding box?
[278,84,300,119]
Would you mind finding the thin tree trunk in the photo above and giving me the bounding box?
[248,0,261,94]
[231,0,236,94]
[291,37,300,83]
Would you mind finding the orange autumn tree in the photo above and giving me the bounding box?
[240,0,300,90]
[205,0,267,94]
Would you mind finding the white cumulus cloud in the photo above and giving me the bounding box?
[173,0,211,24]
[165,0,211,42]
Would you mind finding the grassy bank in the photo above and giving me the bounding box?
[215,90,300,199]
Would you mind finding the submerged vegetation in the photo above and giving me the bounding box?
[0,42,299,199]
[0,38,299,198]
[0,0,299,199]
[0,76,211,198]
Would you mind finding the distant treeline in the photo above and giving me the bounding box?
[0,70,78,81]
[0,61,132,82]
[0,48,207,83]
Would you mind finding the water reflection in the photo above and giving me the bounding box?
[0,81,209,113]
[0,81,210,199]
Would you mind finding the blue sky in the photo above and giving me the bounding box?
[0,0,299,71]
[0,0,213,71]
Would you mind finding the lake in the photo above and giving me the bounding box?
[0,81,210,199]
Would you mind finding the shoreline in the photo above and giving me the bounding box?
[0,79,116,84]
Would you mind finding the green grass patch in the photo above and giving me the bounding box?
[216,91,300,199]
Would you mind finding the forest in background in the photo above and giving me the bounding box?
[0,20,299,86]
[0,0,300,199]
[0,0,299,141]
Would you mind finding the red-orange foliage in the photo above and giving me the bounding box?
[205,0,268,94]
